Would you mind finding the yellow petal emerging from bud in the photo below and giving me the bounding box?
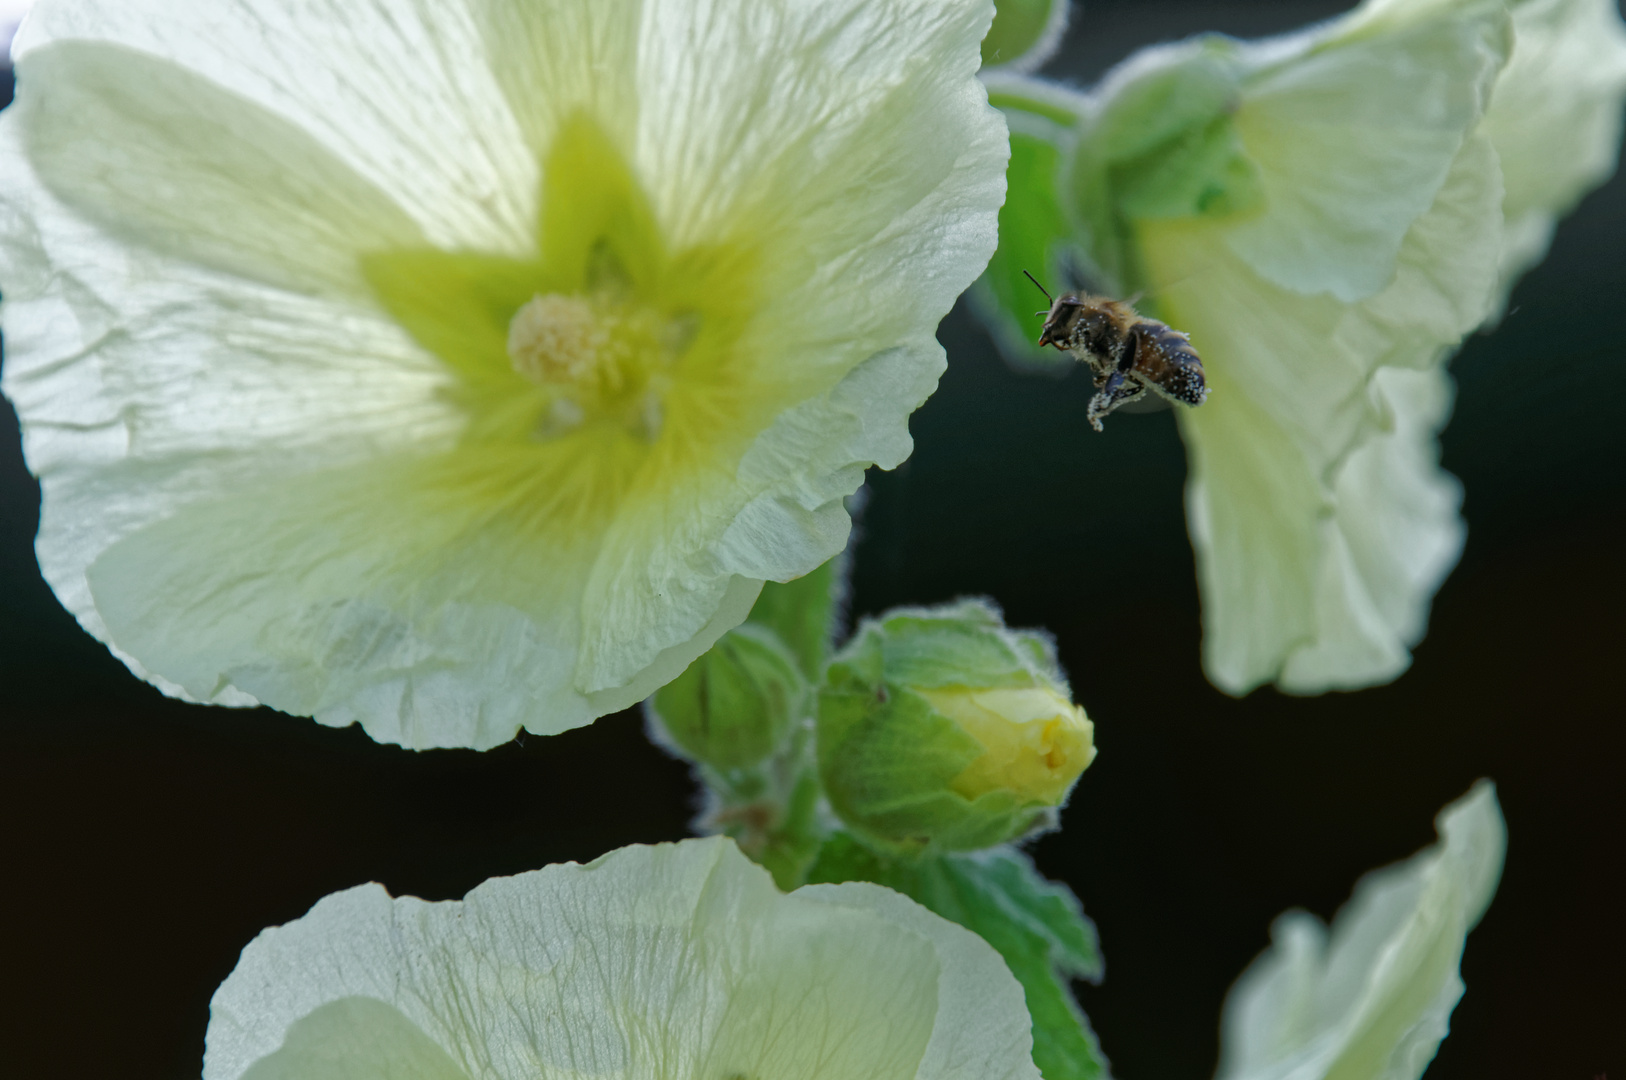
[920,686,1095,805]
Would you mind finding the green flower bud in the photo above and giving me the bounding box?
[818,599,1096,856]
[982,0,1070,73]
[649,623,807,771]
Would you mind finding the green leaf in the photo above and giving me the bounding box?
[972,125,1076,370]
[747,554,845,680]
[808,834,1109,1080]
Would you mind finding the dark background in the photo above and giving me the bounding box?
[2,2,1621,1077]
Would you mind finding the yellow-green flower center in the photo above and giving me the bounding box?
[356,112,771,535]
[506,291,683,439]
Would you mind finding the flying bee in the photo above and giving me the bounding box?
[1025,271,1209,432]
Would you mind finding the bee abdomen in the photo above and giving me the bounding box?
[1130,321,1208,406]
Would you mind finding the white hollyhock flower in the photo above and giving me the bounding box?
[1157,0,1626,694]
[1216,782,1506,1080]
[204,837,1041,1080]
[0,0,1008,748]
[1128,0,1513,695]
[984,0,1626,695]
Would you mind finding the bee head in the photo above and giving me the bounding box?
[1022,271,1098,351]
[1036,294,1088,349]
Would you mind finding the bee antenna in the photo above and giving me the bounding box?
[1022,269,1054,304]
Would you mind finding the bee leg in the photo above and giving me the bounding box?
[1085,372,1146,432]
[1073,352,1110,388]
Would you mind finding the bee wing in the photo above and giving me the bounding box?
[1056,248,1121,299]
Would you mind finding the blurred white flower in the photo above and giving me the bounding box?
[0,0,1007,748]
[1216,782,1506,1080]
[983,0,1626,695]
[1161,0,1626,695]
[205,838,1042,1080]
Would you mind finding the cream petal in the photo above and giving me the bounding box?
[718,338,950,577]
[1216,783,1505,1080]
[1223,0,1508,302]
[0,113,458,709]
[1278,367,1465,692]
[206,839,1036,1080]
[1334,136,1508,369]
[240,999,471,1080]
[83,447,647,749]
[1480,0,1626,298]
[469,0,642,171]
[1180,362,1327,697]
[13,40,426,299]
[1160,133,1501,694]
[584,574,765,716]
[629,0,998,259]
[1,110,606,746]
[15,0,535,253]
[796,881,1042,1080]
